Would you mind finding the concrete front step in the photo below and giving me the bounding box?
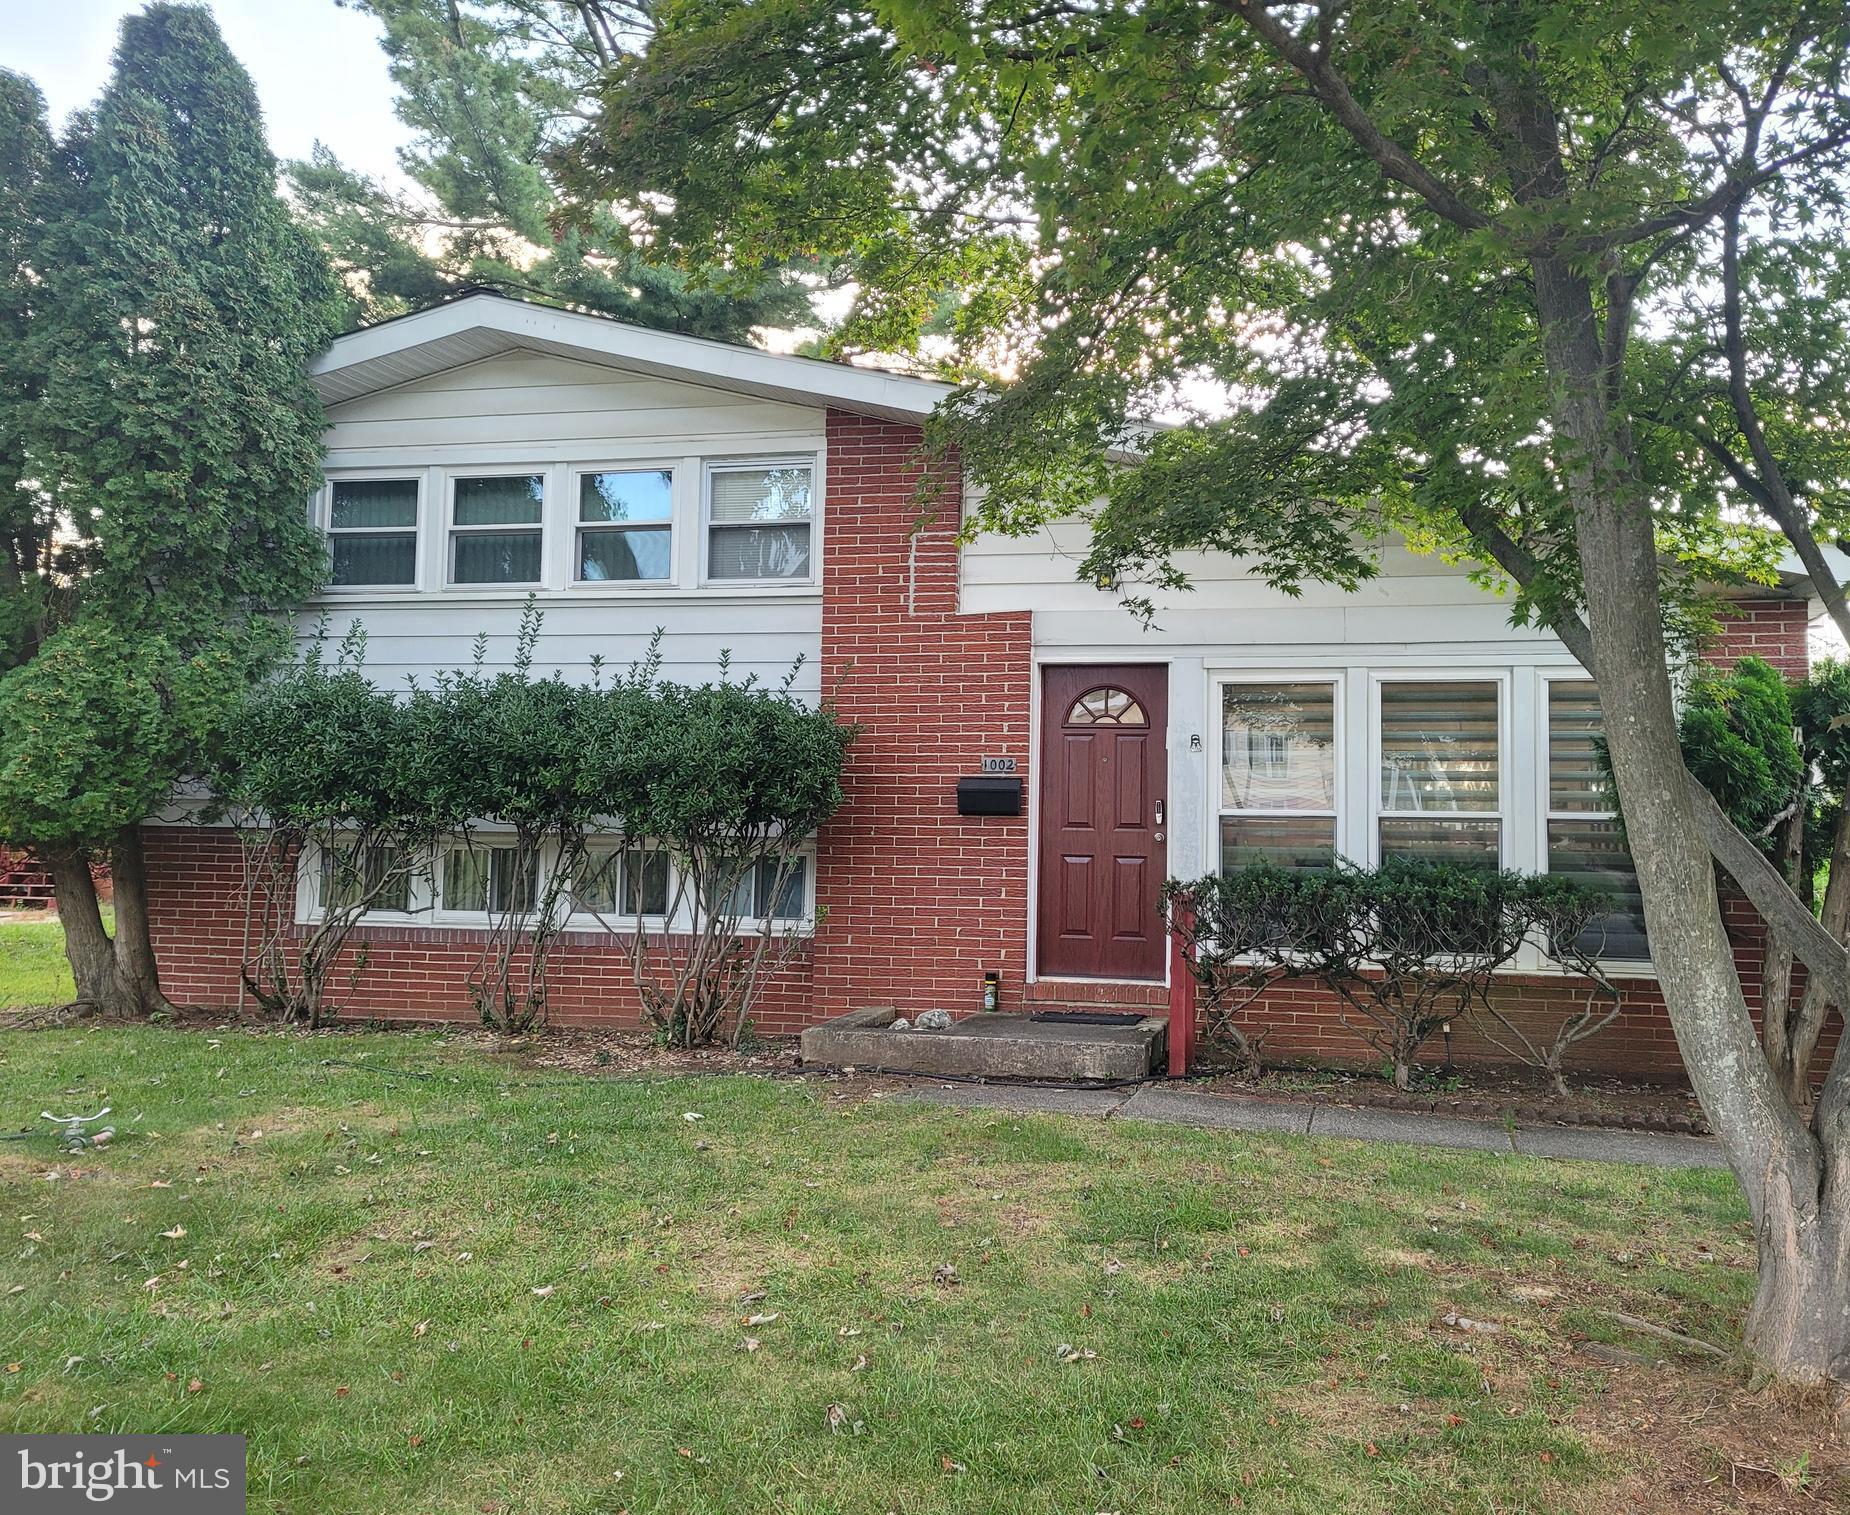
[799,1006,1166,1081]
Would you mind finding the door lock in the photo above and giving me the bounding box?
[1154,798,1165,840]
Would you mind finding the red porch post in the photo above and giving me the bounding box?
[1167,902,1197,1077]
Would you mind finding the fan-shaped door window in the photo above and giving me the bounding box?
[1065,686,1148,726]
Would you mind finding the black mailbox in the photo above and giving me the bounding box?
[957,775,1023,816]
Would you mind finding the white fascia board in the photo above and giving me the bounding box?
[312,293,955,422]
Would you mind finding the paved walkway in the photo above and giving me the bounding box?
[897,1080,1727,1169]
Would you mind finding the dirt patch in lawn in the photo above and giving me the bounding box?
[1562,1363,1846,1513]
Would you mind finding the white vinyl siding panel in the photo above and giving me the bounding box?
[291,597,821,699]
[965,519,1568,653]
[322,351,823,460]
[312,348,826,697]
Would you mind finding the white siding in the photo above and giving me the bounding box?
[322,348,825,461]
[310,348,826,697]
[297,597,821,698]
[962,518,1560,656]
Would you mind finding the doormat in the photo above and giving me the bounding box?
[1027,1011,1147,1027]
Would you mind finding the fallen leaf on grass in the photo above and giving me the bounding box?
[412,1321,430,1338]
[941,1455,967,1474]
[160,1226,186,1241]
[3,1363,19,1374]
[851,1354,868,1372]
[531,1285,554,1298]
[826,1403,848,1431]
[186,1379,204,1394]
[741,1337,760,1353]
[335,1385,350,1398]
[681,1112,703,1123]
[743,1312,778,1326]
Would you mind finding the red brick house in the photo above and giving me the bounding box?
[135,292,1825,1079]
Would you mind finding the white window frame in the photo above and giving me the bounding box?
[570,462,679,589]
[321,473,424,593]
[1212,673,1346,872]
[564,841,674,929]
[737,850,817,932]
[1535,670,1654,972]
[701,457,819,587]
[1369,671,1511,868]
[295,837,430,924]
[445,468,547,590]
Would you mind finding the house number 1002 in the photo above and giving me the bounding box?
[980,756,1018,775]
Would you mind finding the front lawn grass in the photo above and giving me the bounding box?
[0,918,78,1008]
[0,1025,1787,1513]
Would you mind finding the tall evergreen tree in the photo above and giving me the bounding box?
[0,4,340,1015]
[0,72,49,669]
[289,0,818,337]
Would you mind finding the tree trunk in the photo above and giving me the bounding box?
[1762,806,1806,1108]
[42,847,122,1010]
[1528,243,1844,1389]
[1778,807,1850,1115]
[1742,1151,1850,1385]
[1244,29,1850,1396]
[108,826,173,1017]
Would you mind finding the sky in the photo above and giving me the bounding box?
[5,0,416,189]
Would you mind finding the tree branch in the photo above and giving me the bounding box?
[1718,199,1850,649]
[1228,0,1500,234]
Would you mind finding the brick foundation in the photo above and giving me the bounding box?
[142,826,817,1034]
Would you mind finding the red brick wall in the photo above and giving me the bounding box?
[141,825,816,1034]
[1711,596,1811,679]
[809,410,1034,1018]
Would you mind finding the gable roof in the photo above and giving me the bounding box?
[311,289,954,423]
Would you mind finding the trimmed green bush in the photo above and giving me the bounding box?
[1165,860,1614,1090]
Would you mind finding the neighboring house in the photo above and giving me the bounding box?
[138,292,1824,1079]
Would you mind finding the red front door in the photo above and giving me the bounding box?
[1037,664,1169,980]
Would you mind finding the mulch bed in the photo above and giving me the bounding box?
[1194,1061,1711,1136]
